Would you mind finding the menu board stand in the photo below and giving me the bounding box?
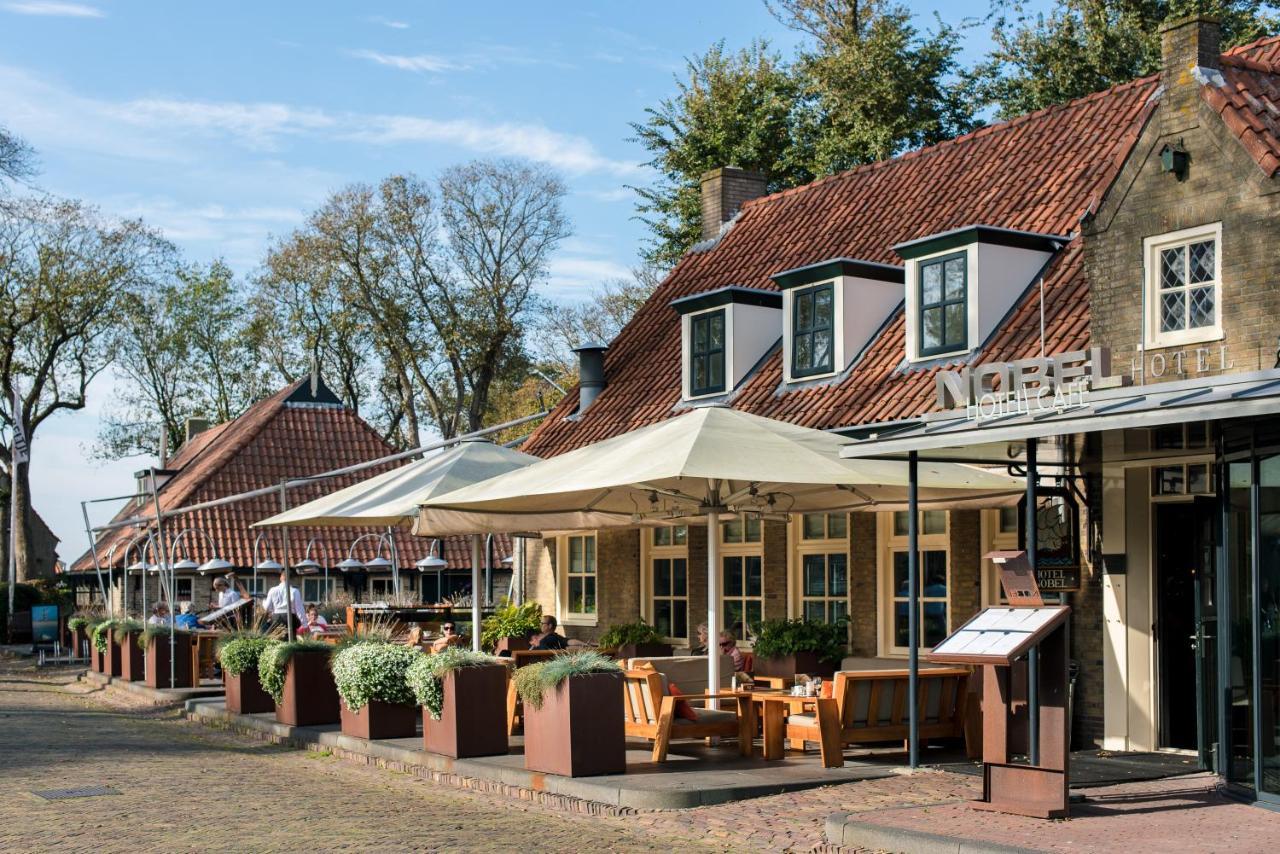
[927,550,1071,819]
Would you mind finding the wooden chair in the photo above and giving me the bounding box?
[621,669,756,762]
[506,649,560,734]
[784,667,970,768]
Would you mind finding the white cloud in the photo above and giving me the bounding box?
[4,1,103,17]
[349,49,463,74]
[368,16,408,29]
[544,255,635,299]
[109,98,335,149]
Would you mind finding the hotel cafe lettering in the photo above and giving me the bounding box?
[934,348,1116,423]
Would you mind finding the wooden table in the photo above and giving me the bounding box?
[190,631,222,681]
[736,690,835,760]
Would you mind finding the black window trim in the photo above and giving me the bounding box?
[689,308,726,396]
[917,251,969,358]
[790,282,836,379]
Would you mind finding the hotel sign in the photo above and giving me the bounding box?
[935,348,1118,423]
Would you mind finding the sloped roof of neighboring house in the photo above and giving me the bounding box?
[523,36,1280,459]
[72,378,504,574]
[1206,52,1280,176]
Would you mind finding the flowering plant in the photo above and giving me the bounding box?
[329,640,419,712]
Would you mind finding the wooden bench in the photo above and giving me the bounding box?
[621,669,756,762]
[506,649,561,734]
[783,667,970,768]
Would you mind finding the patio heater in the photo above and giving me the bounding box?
[345,532,396,602]
[168,527,225,606]
[251,531,283,604]
[416,539,448,605]
[293,536,333,603]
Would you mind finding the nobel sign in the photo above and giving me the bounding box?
[936,348,1116,422]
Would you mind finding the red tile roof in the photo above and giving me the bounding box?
[523,37,1280,460]
[1206,52,1280,176]
[72,379,503,574]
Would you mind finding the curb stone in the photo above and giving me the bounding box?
[825,812,1041,854]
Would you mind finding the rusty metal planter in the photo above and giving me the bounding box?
[493,637,530,657]
[73,626,88,660]
[119,632,145,682]
[752,651,836,680]
[341,700,419,740]
[90,636,103,673]
[423,664,509,758]
[104,629,123,678]
[144,633,194,689]
[522,671,625,777]
[275,649,340,727]
[225,667,274,714]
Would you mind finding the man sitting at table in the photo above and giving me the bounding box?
[431,621,465,653]
[147,603,171,626]
[530,615,567,650]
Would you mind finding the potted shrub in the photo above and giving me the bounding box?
[514,651,625,777]
[331,640,421,740]
[113,619,146,682]
[67,614,93,658]
[143,626,195,689]
[103,619,124,677]
[218,630,277,714]
[259,639,340,727]
[408,647,508,758]
[750,618,845,680]
[598,620,672,660]
[87,618,110,673]
[480,600,541,656]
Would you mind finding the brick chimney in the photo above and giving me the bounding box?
[699,167,766,241]
[1160,15,1221,134]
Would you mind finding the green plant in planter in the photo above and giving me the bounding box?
[512,651,620,711]
[113,618,145,639]
[750,618,847,665]
[406,647,501,720]
[90,618,117,652]
[480,600,541,652]
[67,615,92,632]
[257,639,332,703]
[598,620,662,650]
[330,641,420,712]
[217,635,276,678]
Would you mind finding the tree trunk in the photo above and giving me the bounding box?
[11,460,33,583]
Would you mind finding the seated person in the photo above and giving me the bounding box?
[718,629,745,673]
[298,604,329,636]
[174,602,201,630]
[530,615,567,650]
[691,622,709,656]
[211,574,251,608]
[147,603,171,626]
[430,621,465,653]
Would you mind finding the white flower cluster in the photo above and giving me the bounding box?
[330,641,420,712]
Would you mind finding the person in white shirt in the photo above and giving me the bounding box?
[262,572,306,633]
[212,575,251,608]
[147,603,171,626]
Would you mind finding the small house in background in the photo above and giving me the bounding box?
[0,473,61,581]
[67,376,509,611]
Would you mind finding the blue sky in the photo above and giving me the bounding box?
[1,0,1022,556]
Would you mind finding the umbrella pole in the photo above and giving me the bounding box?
[470,534,482,652]
[706,477,722,710]
[908,450,919,770]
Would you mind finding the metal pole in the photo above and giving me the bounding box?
[148,470,176,688]
[386,526,401,598]
[80,501,111,616]
[908,450,920,769]
[514,537,524,606]
[1026,437,1040,766]
[484,533,493,606]
[706,478,721,710]
[280,482,295,641]
[469,534,482,652]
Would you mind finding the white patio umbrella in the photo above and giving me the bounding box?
[414,406,1021,693]
[256,439,541,651]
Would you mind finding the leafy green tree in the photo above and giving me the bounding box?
[975,0,1279,119]
[631,40,804,269]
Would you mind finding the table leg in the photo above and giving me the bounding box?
[737,695,755,758]
[763,701,785,760]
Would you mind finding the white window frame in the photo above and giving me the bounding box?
[641,526,690,643]
[720,517,764,642]
[783,278,843,383]
[302,576,336,604]
[1143,222,1223,350]
[174,577,193,603]
[980,507,1020,607]
[790,513,851,625]
[682,306,733,401]
[877,511,950,656]
[556,532,599,626]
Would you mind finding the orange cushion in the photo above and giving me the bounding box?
[668,682,698,721]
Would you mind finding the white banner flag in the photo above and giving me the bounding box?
[11,389,28,465]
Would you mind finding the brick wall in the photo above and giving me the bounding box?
[849,512,878,656]
[762,520,787,625]
[947,511,982,628]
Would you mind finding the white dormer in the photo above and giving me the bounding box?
[671,286,782,400]
[770,258,905,383]
[895,225,1068,363]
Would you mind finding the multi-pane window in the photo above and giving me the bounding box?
[801,553,848,624]
[1158,238,1216,334]
[722,516,762,544]
[918,253,967,356]
[690,309,726,396]
[652,525,688,547]
[892,550,949,649]
[792,284,835,377]
[303,577,335,603]
[174,578,193,602]
[566,534,597,616]
[802,512,847,540]
[651,557,688,640]
[723,554,763,640]
[892,510,946,537]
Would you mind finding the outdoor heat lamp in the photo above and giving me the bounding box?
[172,558,199,572]
[292,558,321,575]
[337,557,364,572]
[363,556,392,571]
[197,557,233,575]
[254,558,284,572]
[416,554,447,571]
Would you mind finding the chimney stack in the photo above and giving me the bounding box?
[573,344,608,415]
[1160,15,1221,134]
[184,417,211,444]
[699,167,766,242]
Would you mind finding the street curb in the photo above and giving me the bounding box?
[82,670,224,706]
[825,812,1040,854]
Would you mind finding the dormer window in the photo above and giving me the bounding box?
[895,225,1068,363]
[791,284,834,377]
[672,286,781,401]
[918,253,967,356]
[771,258,904,384]
[689,309,726,395]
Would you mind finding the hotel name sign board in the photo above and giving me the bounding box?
[935,348,1120,423]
